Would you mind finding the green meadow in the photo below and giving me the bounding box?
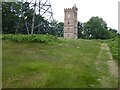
[2,38,118,88]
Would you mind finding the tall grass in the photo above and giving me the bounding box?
[106,36,119,61]
[2,39,118,88]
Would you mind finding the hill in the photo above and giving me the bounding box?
[2,38,118,88]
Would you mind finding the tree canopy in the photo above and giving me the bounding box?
[2,2,21,34]
[2,2,64,36]
[78,16,118,39]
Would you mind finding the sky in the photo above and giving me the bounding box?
[50,0,119,31]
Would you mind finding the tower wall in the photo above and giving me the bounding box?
[64,7,78,38]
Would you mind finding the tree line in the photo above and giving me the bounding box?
[2,2,118,39]
[2,2,64,37]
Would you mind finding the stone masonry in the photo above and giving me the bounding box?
[64,5,78,38]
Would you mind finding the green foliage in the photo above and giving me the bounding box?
[2,2,63,36]
[79,16,116,39]
[49,20,64,37]
[78,21,84,38]
[105,36,119,61]
[2,34,57,43]
[108,28,118,37]
[2,2,21,34]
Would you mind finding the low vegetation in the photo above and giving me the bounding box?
[2,34,57,43]
[96,36,119,63]
[99,36,119,63]
[2,38,118,88]
[107,37,119,61]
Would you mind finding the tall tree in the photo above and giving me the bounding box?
[2,2,21,34]
[78,21,83,38]
[49,20,64,37]
[57,22,64,37]
[2,2,50,34]
[2,2,63,36]
[82,16,114,39]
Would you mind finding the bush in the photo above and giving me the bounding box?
[107,37,119,61]
[2,34,57,43]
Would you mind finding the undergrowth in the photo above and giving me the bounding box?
[2,34,57,43]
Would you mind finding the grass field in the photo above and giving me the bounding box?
[2,39,118,88]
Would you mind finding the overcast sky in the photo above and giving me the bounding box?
[50,0,119,31]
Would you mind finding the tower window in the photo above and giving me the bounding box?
[68,21,70,24]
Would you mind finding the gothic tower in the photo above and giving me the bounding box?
[64,5,78,38]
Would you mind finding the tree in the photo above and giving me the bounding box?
[2,2,63,36]
[0,2,2,34]
[108,28,118,37]
[2,2,21,34]
[49,20,64,37]
[2,2,50,34]
[78,21,83,38]
[82,16,114,39]
[55,22,64,37]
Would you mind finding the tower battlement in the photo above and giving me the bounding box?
[64,7,78,12]
[64,8,72,11]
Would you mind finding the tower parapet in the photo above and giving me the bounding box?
[64,7,78,11]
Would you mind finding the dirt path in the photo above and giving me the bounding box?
[101,43,118,78]
[96,43,118,87]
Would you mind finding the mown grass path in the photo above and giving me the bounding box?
[96,43,118,87]
[104,44,118,77]
[2,39,118,88]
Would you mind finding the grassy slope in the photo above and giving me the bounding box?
[2,39,118,88]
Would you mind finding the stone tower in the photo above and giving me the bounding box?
[64,5,78,38]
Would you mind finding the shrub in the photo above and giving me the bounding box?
[107,37,119,61]
[2,34,57,43]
